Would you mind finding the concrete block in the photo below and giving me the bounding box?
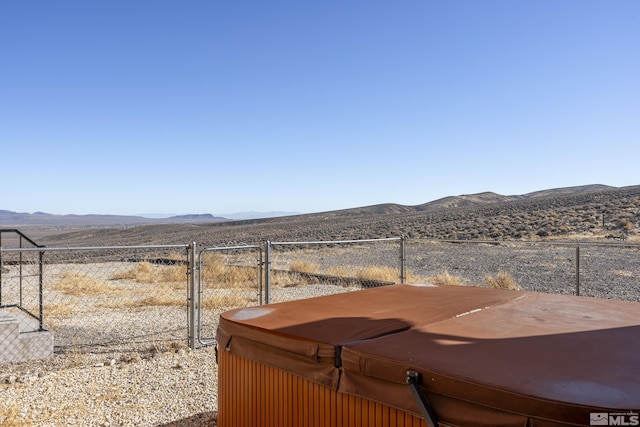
[0,310,54,365]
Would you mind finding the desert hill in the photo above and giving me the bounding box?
[19,184,638,247]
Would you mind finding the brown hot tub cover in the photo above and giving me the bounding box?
[217,284,640,426]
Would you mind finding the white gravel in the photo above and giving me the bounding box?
[1,345,219,426]
[0,283,361,427]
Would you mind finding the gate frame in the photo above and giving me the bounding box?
[195,244,263,348]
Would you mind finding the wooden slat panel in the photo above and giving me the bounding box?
[218,351,426,427]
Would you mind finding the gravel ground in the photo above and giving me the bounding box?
[0,283,363,427]
[1,346,219,426]
[2,225,639,425]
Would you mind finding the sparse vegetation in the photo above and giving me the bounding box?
[108,291,185,308]
[53,271,121,295]
[200,253,257,288]
[111,262,185,284]
[620,218,636,231]
[485,271,522,290]
[2,185,638,427]
[200,293,253,310]
[289,260,320,274]
[33,185,640,246]
[427,271,465,286]
[45,303,73,318]
[354,266,398,282]
[286,262,427,285]
[0,404,27,427]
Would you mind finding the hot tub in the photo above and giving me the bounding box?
[216,284,640,426]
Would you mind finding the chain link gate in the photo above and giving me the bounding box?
[195,245,263,347]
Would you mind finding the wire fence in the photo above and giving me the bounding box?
[266,238,404,303]
[1,232,639,367]
[405,239,640,300]
[196,245,263,347]
[1,241,191,364]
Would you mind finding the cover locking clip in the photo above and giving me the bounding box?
[406,370,439,427]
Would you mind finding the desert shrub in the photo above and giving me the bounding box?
[355,266,399,282]
[112,262,155,282]
[620,219,636,231]
[289,260,320,274]
[136,294,185,307]
[536,229,549,237]
[161,265,186,282]
[325,266,352,277]
[45,303,73,318]
[111,262,185,285]
[485,271,521,290]
[200,253,256,287]
[53,271,121,295]
[0,404,23,427]
[427,271,464,286]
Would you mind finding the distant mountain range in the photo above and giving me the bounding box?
[0,211,229,227]
[0,184,620,227]
[220,211,300,220]
[283,184,618,220]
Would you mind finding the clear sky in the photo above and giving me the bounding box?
[1,1,638,216]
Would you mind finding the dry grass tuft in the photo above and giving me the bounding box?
[354,266,398,282]
[324,266,351,277]
[200,253,257,288]
[111,262,185,285]
[52,271,121,295]
[95,284,185,308]
[289,260,320,274]
[428,271,465,286]
[286,263,428,285]
[485,271,522,290]
[200,294,253,310]
[0,405,26,427]
[45,303,74,318]
[620,219,636,231]
[271,271,305,288]
[136,294,185,307]
[112,261,156,282]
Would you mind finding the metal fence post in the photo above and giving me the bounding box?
[400,234,406,284]
[258,248,264,305]
[576,245,580,296]
[0,232,3,306]
[39,250,44,331]
[264,241,271,305]
[189,242,197,350]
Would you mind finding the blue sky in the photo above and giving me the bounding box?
[1,1,638,216]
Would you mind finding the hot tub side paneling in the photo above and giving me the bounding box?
[216,285,640,426]
[217,350,428,427]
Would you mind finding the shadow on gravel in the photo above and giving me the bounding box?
[157,411,217,427]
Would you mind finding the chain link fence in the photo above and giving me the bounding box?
[1,239,191,365]
[2,232,639,366]
[404,238,640,301]
[265,238,403,304]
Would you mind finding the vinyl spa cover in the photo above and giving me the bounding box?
[216,284,640,426]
